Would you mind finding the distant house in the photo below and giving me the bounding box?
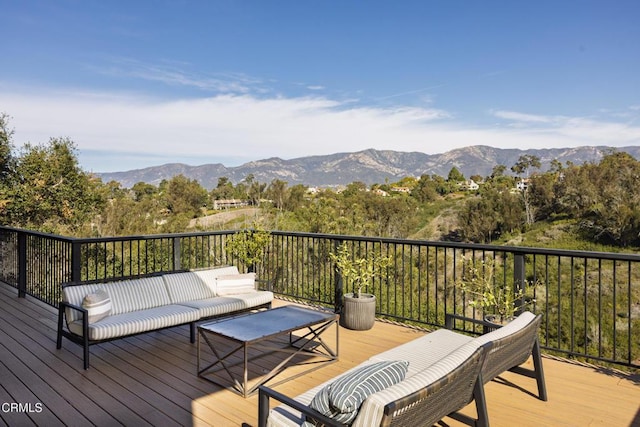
[458,179,480,191]
[372,188,389,197]
[516,178,530,192]
[391,186,411,194]
[213,199,249,210]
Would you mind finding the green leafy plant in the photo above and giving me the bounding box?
[225,226,271,272]
[329,242,391,298]
[457,257,536,322]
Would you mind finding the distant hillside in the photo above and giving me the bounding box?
[97,145,640,189]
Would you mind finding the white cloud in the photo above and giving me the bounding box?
[2,88,639,172]
[89,57,265,94]
[492,110,554,124]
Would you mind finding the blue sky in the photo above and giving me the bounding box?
[1,1,639,172]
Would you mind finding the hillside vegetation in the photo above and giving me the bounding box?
[2,113,640,256]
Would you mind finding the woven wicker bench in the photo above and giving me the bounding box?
[258,311,546,427]
[56,266,273,369]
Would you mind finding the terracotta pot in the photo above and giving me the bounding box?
[341,293,376,330]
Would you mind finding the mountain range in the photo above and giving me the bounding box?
[97,145,640,190]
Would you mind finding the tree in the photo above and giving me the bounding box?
[527,172,557,221]
[242,174,266,206]
[284,184,307,211]
[131,182,158,201]
[0,112,15,181]
[0,113,16,218]
[267,179,288,210]
[211,176,235,200]
[447,166,465,183]
[163,175,208,217]
[579,152,640,246]
[511,155,541,225]
[411,174,438,203]
[511,154,541,177]
[457,196,498,243]
[7,138,104,233]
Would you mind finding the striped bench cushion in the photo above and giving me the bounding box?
[352,341,479,427]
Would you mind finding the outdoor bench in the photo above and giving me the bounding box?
[56,266,273,369]
[258,310,546,427]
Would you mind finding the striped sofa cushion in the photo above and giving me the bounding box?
[306,360,409,425]
[105,276,171,315]
[82,289,112,323]
[215,273,256,296]
[368,328,472,375]
[67,304,200,341]
[162,271,215,303]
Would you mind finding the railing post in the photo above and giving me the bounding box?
[333,240,343,314]
[17,232,27,298]
[71,240,82,283]
[173,237,181,271]
[514,252,525,314]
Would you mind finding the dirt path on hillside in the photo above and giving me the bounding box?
[189,208,261,229]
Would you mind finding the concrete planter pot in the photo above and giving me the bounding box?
[341,293,376,330]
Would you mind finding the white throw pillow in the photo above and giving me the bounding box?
[215,273,256,296]
[82,288,112,323]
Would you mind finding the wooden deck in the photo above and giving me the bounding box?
[0,284,638,427]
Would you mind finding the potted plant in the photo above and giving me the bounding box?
[225,225,271,273]
[456,257,535,325]
[329,242,391,330]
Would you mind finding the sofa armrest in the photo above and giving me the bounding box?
[59,301,88,322]
[258,386,347,427]
[255,278,273,291]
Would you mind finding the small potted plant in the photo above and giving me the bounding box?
[329,242,391,330]
[456,257,535,325]
[225,225,271,273]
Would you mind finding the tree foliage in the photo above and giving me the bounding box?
[2,137,103,233]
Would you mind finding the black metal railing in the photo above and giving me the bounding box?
[0,226,638,369]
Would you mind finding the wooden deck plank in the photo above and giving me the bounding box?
[0,284,638,427]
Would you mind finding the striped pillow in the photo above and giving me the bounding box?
[82,289,112,323]
[215,273,256,296]
[306,360,409,425]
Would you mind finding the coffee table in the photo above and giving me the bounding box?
[197,305,339,397]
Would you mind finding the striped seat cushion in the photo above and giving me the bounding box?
[82,289,112,323]
[177,291,273,318]
[305,360,409,426]
[67,304,200,341]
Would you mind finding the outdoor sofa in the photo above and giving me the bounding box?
[57,266,273,369]
[258,310,546,427]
